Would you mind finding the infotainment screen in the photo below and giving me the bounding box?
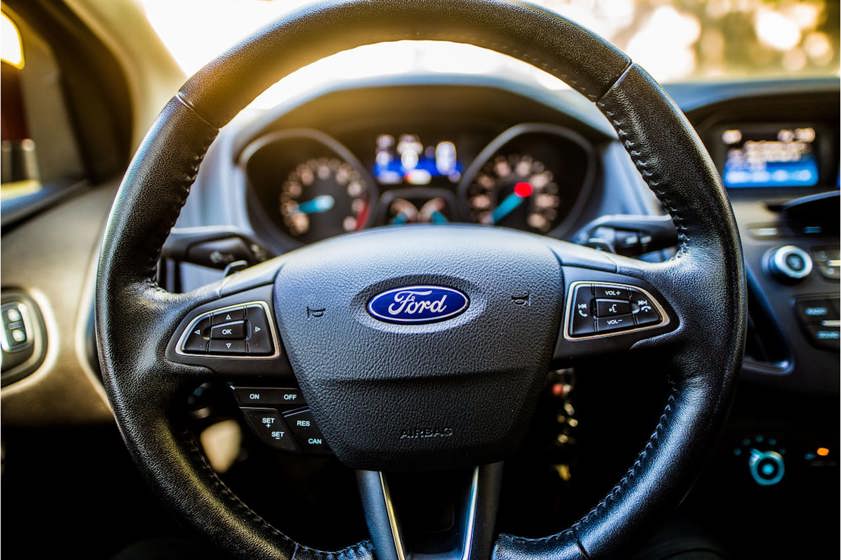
[719,125,820,188]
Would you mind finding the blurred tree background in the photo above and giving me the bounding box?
[139,0,839,86]
[545,0,839,81]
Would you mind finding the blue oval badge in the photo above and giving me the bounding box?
[367,285,469,324]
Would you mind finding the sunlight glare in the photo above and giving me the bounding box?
[755,8,802,51]
[1,12,25,69]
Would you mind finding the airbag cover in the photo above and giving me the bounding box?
[274,225,563,470]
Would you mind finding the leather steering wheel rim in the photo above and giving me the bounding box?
[95,1,747,559]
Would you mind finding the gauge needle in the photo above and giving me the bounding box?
[390,199,417,225]
[490,182,532,224]
[295,195,335,214]
[420,198,448,224]
[430,211,448,224]
[392,212,410,225]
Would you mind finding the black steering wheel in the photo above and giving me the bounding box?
[96,1,746,558]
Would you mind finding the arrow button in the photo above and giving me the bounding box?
[211,306,245,325]
[246,304,275,355]
[182,316,210,354]
[209,339,246,354]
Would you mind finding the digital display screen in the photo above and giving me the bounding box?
[721,125,820,188]
[373,134,462,185]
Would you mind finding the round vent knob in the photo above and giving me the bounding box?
[766,245,813,282]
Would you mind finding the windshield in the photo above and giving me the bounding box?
[138,0,839,98]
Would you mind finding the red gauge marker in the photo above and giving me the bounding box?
[490,182,535,224]
[514,181,534,198]
[355,200,370,231]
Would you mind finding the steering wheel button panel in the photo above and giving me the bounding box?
[564,281,669,340]
[233,388,330,454]
[176,297,280,359]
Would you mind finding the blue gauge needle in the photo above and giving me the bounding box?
[391,212,410,225]
[430,210,448,224]
[490,182,533,224]
[295,195,335,214]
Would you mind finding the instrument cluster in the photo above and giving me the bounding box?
[242,123,595,245]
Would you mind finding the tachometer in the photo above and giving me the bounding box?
[279,158,371,243]
[467,154,561,233]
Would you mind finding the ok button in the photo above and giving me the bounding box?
[211,321,246,339]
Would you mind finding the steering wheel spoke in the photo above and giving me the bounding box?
[549,241,684,362]
[357,464,502,560]
[164,281,292,377]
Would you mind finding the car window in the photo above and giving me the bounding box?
[1,10,84,207]
[139,0,839,83]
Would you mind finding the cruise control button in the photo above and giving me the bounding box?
[211,320,246,339]
[630,291,662,326]
[283,408,330,454]
[232,387,303,406]
[209,339,247,354]
[569,284,595,336]
[596,315,635,333]
[182,316,210,353]
[246,305,274,355]
[594,285,631,300]
[595,299,631,317]
[212,307,246,324]
[241,408,297,451]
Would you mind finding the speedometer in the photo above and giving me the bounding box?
[467,154,561,233]
[279,158,371,243]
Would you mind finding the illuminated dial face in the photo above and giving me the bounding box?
[279,158,370,243]
[467,154,561,233]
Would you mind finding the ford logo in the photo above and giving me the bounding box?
[367,285,469,324]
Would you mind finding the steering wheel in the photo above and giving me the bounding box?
[96,1,746,558]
